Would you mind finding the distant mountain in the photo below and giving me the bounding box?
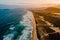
[0,4,27,9]
[41,7,60,13]
[0,5,18,9]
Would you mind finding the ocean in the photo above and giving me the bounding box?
[0,8,33,40]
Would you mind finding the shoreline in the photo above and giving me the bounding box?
[27,11,38,40]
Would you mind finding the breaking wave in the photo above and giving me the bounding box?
[3,10,33,40]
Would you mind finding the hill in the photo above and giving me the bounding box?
[41,7,60,13]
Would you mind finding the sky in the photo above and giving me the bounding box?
[0,0,60,5]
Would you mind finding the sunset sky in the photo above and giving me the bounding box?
[0,0,60,5]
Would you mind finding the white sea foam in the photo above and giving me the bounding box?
[18,11,33,40]
[3,25,15,40]
[9,25,15,30]
[3,33,14,40]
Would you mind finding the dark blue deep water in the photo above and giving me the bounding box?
[0,8,32,40]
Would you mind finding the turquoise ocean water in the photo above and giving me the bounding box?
[0,8,33,40]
